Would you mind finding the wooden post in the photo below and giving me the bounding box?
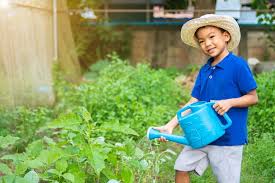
[239,28,248,60]
[53,0,58,61]
[104,0,109,21]
[146,0,150,23]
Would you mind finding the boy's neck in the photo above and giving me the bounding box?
[211,49,230,66]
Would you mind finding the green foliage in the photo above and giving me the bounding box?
[242,133,275,182]
[83,59,110,80]
[164,0,189,9]
[135,141,178,183]
[23,170,39,183]
[0,107,53,151]
[0,54,184,182]
[56,54,184,136]
[71,11,132,69]
[252,0,270,9]
[181,64,200,75]
[252,0,275,49]
[0,136,19,149]
[68,0,132,69]
[0,107,179,182]
[0,175,30,183]
[248,71,275,140]
[161,67,185,79]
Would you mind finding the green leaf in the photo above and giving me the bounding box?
[1,154,27,164]
[0,175,15,183]
[121,166,134,183]
[47,169,60,176]
[27,159,44,169]
[0,163,12,175]
[0,175,29,183]
[86,146,106,175]
[24,170,39,183]
[43,136,56,145]
[75,107,91,122]
[55,159,68,173]
[15,162,28,175]
[62,173,74,182]
[67,165,86,183]
[0,136,20,149]
[101,122,139,136]
[37,148,63,166]
[102,168,116,180]
[134,147,144,159]
[47,113,82,131]
[26,140,44,158]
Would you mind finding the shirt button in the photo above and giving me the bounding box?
[212,67,216,70]
[209,75,213,79]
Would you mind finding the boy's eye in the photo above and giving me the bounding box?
[210,35,215,38]
[199,40,204,44]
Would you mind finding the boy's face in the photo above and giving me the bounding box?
[195,26,230,58]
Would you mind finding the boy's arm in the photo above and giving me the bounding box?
[154,97,198,134]
[213,89,258,115]
[165,97,199,129]
[154,97,198,142]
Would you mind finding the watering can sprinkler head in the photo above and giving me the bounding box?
[147,127,190,145]
[147,127,164,140]
[146,127,155,140]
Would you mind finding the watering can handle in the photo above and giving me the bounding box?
[176,105,191,121]
[208,102,232,130]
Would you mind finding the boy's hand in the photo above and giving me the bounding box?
[213,99,232,115]
[153,126,173,142]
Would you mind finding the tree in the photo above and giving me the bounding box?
[194,0,216,17]
[252,0,275,50]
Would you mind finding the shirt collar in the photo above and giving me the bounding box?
[205,52,232,71]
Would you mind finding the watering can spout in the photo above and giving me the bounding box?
[147,127,190,145]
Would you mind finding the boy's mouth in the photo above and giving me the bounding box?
[207,48,215,53]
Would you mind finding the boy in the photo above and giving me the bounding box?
[154,14,258,183]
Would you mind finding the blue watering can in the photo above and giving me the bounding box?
[147,101,232,149]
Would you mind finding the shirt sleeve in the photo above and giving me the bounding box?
[237,61,257,95]
[191,69,202,99]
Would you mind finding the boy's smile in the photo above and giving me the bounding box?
[195,26,231,65]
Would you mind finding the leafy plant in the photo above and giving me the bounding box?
[0,107,175,182]
[0,107,53,152]
[71,12,132,69]
[242,133,275,182]
[248,71,275,141]
[55,54,185,136]
[252,0,275,50]
[83,59,110,81]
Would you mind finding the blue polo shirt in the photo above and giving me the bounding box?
[191,52,257,146]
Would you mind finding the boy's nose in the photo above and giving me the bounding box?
[205,39,211,46]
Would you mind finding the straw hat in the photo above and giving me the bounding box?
[181,14,241,51]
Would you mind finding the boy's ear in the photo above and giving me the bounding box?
[223,31,231,42]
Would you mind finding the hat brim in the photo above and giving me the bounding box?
[181,15,241,51]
